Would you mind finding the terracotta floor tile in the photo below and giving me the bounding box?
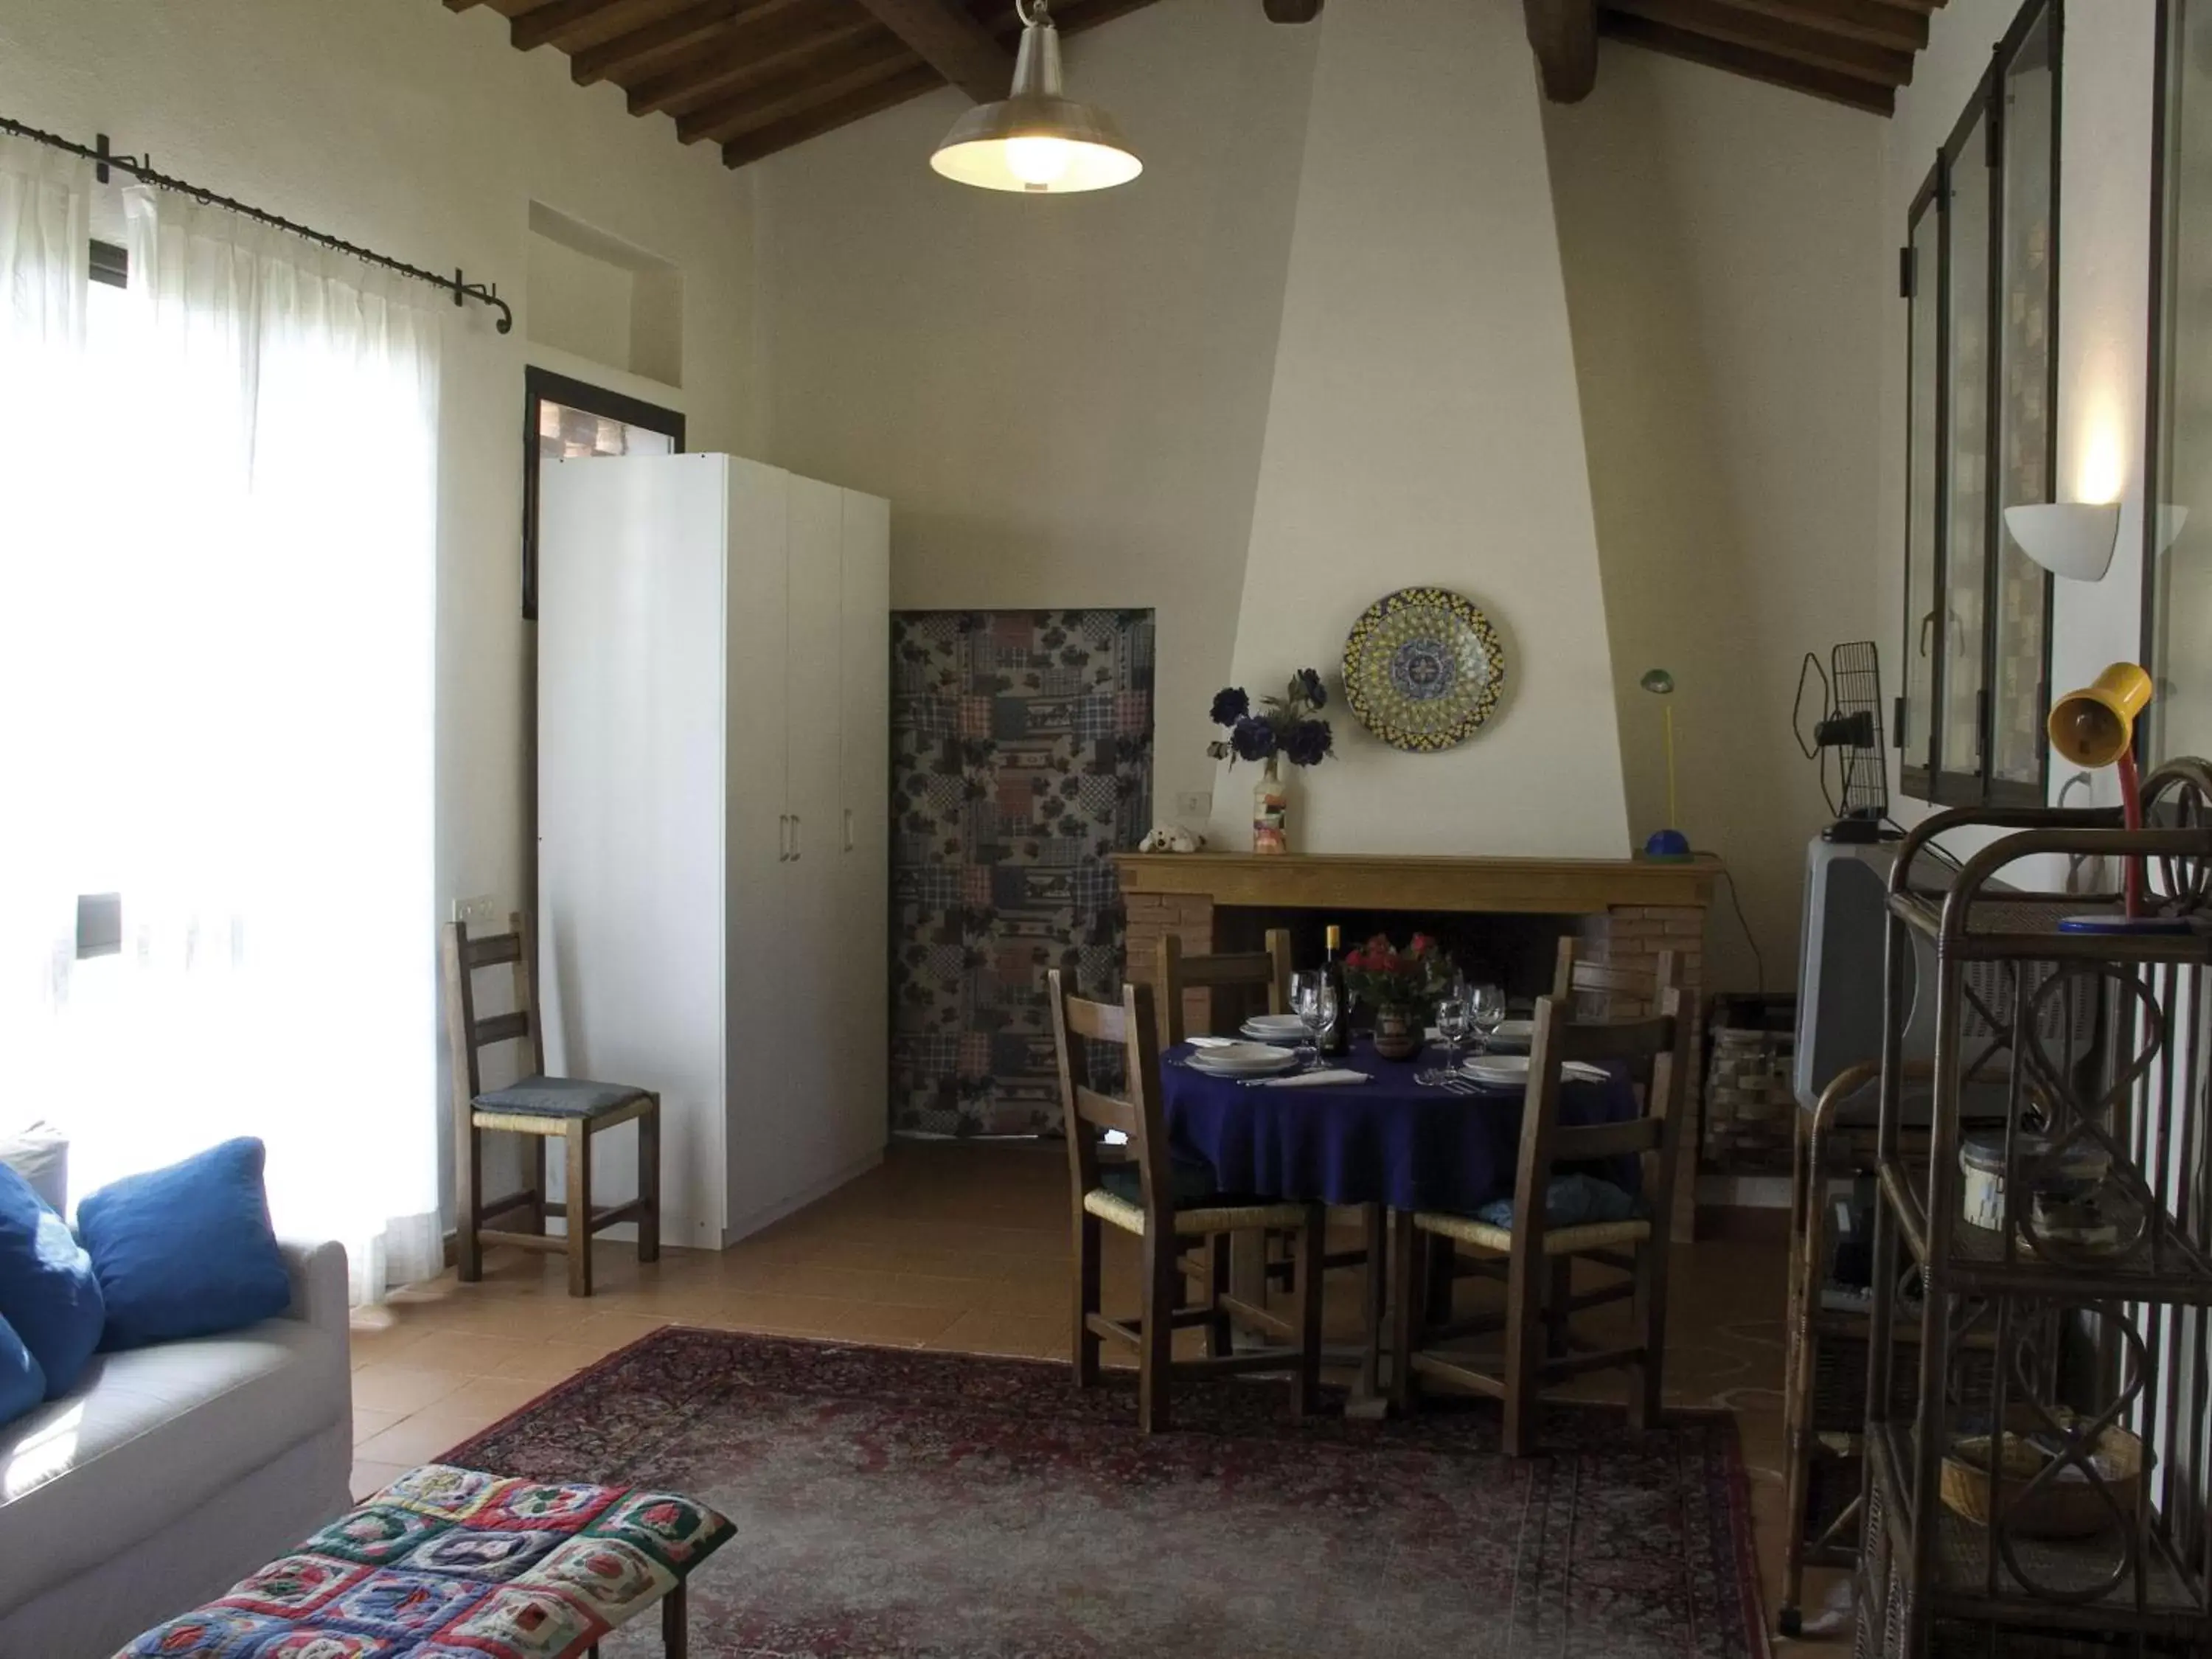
[350,1459,411,1502]
[348,1362,472,1417]
[352,1408,402,1447]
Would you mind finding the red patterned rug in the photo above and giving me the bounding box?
[442,1328,1770,1659]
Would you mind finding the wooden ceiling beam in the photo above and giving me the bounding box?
[849,0,1009,103]
[512,0,664,53]
[722,62,944,167]
[1599,10,1893,111]
[1704,0,1927,52]
[627,8,874,116]
[681,35,919,142]
[1523,0,1599,102]
[1604,0,1913,86]
[573,0,752,84]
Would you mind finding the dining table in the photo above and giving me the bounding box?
[1156,1035,1643,1404]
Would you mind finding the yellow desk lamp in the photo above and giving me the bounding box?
[2046,661,2177,928]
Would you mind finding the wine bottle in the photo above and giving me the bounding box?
[1321,923,1352,1057]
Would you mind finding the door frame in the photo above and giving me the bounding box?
[521,366,686,620]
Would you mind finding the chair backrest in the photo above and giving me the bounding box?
[1048,970,1174,1220]
[440,912,544,1106]
[1154,930,1293,1048]
[1552,936,1680,1018]
[1512,983,1694,1244]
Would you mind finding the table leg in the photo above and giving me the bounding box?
[664,1581,688,1658]
[1358,1203,1385,1401]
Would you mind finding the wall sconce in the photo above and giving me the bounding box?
[2003,501,2121,582]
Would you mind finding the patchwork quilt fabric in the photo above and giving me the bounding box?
[115,1464,733,1658]
[890,608,1155,1137]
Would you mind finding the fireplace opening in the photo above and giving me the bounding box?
[1211,906,1582,1012]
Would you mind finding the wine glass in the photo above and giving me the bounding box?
[1467,983,1508,1055]
[1291,970,1336,1071]
[1419,983,1471,1085]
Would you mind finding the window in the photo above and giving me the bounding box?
[520,367,684,619]
[1897,0,2060,807]
[2147,0,2212,763]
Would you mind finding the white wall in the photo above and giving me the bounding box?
[753,0,1321,827]
[1222,0,1630,860]
[0,0,760,1218]
[1543,50,1885,990]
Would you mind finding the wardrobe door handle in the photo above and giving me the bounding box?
[778,815,790,861]
[844,808,855,852]
[791,815,801,861]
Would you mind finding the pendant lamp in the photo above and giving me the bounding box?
[930,0,1141,195]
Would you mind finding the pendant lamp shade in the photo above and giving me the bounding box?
[931,1,1141,195]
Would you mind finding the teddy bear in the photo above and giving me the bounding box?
[1138,824,1207,854]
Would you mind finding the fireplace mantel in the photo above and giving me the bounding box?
[1112,852,1721,915]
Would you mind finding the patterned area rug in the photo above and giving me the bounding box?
[444,1329,1769,1659]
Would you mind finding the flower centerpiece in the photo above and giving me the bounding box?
[1206,670,1334,855]
[1341,933,1455,1060]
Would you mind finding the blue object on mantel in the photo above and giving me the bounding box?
[1644,827,1692,859]
[2056,914,2199,936]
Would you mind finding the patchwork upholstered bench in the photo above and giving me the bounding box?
[114,1464,731,1658]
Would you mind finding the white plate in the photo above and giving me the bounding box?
[1239,1022,1307,1043]
[1242,1014,1308,1033]
[1462,1055,1529,1087]
[1490,1018,1534,1041]
[1192,1048,1299,1078]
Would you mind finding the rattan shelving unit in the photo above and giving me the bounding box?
[1858,763,2212,1659]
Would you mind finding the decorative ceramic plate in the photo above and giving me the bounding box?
[1341,587,1506,751]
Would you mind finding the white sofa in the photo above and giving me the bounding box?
[0,1236,354,1659]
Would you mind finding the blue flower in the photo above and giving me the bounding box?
[1209,686,1250,727]
[1295,669,1327,710]
[1230,717,1279,763]
[1283,719,1333,767]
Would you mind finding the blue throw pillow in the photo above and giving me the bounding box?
[77,1138,291,1351]
[0,1311,44,1427]
[0,1161,104,1397]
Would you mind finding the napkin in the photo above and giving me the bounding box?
[1261,1068,1371,1088]
[1189,1036,1239,1048]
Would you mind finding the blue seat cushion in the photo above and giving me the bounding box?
[0,1312,41,1428]
[77,1137,291,1351]
[1472,1172,1644,1231]
[474,1076,650,1119]
[0,1161,103,1397]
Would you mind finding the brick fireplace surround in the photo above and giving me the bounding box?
[1113,852,1721,1241]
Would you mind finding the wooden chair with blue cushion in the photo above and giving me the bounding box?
[440,913,660,1298]
[1388,980,1693,1455]
[1048,970,1326,1433]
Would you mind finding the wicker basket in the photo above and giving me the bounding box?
[1704,1022,1795,1172]
[1938,1410,2146,1540]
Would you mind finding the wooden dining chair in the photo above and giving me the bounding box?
[1048,969,1328,1433]
[1153,930,1294,1049]
[1388,981,1694,1455]
[441,913,661,1298]
[1553,936,1680,1018]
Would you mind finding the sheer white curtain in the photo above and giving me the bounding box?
[0,156,443,1302]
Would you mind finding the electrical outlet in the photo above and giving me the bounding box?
[1175,791,1211,820]
[451,894,503,928]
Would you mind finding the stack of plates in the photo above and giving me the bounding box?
[1461,1054,1611,1090]
[1240,1013,1310,1044]
[1190,1042,1301,1079]
[1483,1018,1534,1051]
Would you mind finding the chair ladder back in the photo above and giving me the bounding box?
[1510,995,1576,1253]
[442,914,545,1102]
[1551,937,1681,1017]
[1049,971,1173,1219]
[1154,929,1293,1048]
[440,920,486,1103]
[509,911,546,1080]
[1643,981,1696,1217]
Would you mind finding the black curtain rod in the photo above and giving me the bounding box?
[0,115,513,334]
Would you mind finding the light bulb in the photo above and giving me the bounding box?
[1005,136,1072,187]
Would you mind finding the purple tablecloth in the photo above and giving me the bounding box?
[1160,1038,1641,1215]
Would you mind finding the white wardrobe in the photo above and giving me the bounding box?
[536,452,889,1249]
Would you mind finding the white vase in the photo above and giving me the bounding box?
[1252,757,1291,855]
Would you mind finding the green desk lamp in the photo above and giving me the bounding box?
[1641,668,1691,859]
